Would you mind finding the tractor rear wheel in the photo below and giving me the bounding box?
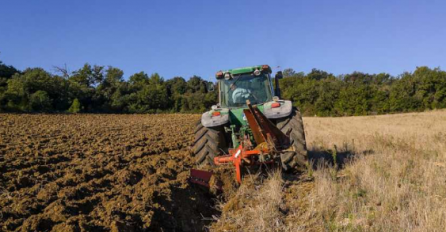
[192,120,227,166]
[276,107,308,171]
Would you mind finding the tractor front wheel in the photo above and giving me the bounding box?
[276,107,308,172]
[192,120,227,166]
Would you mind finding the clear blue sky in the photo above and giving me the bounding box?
[0,0,445,81]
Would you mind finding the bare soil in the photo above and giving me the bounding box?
[0,114,219,232]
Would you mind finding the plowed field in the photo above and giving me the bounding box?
[0,114,218,232]
[4,111,444,232]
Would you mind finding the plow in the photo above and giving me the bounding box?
[189,65,307,188]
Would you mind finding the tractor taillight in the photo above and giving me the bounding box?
[271,102,280,108]
[216,71,223,79]
[212,111,221,117]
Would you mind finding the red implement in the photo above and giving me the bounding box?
[214,144,270,183]
[189,169,223,190]
[189,169,213,187]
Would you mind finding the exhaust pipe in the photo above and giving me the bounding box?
[274,71,283,98]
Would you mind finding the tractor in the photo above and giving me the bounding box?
[190,65,307,186]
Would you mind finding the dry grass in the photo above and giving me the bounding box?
[212,110,446,232]
[210,171,286,232]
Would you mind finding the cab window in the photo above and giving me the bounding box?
[220,74,272,107]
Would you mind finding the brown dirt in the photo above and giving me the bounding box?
[0,114,220,232]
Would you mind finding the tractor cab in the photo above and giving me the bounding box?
[202,65,290,128]
[216,65,274,108]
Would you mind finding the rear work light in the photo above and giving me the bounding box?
[216,71,223,79]
[212,111,221,117]
[271,102,281,108]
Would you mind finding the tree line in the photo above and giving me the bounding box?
[1,59,445,116]
[0,61,216,113]
[280,67,446,116]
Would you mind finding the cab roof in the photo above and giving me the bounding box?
[216,65,272,79]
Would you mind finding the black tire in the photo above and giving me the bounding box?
[275,107,308,171]
[192,120,227,166]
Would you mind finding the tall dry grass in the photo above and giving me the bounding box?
[210,171,286,232]
[291,110,446,232]
[212,110,446,232]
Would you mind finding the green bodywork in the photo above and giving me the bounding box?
[209,65,276,149]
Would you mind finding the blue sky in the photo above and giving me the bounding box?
[0,0,445,81]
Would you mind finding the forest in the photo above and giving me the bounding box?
[1,59,445,116]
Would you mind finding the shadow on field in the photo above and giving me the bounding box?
[308,147,374,170]
[148,183,220,232]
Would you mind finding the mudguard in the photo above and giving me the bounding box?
[263,100,293,119]
[201,108,230,128]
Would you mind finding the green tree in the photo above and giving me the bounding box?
[127,73,169,113]
[283,68,296,78]
[166,77,187,112]
[94,66,126,112]
[307,68,334,80]
[187,75,207,93]
[0,59,20,111]
[3,74,27,111]
[129,72,149,86]
[68,98,82,113]
[30,90,52,112]
[68,64,105,112]
[0,60,19,80]
[70,64,104,87]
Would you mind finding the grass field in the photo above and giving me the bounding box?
[1,111,445,231]
[300,110,446,232]
[213,110,446,232]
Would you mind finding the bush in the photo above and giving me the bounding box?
[68,98,81,113]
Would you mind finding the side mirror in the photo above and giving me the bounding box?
[205,82,215,92]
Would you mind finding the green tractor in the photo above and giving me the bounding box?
[191,65,307,184]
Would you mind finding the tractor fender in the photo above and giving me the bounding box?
[201,109,229,128]
[263,100,293,119]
